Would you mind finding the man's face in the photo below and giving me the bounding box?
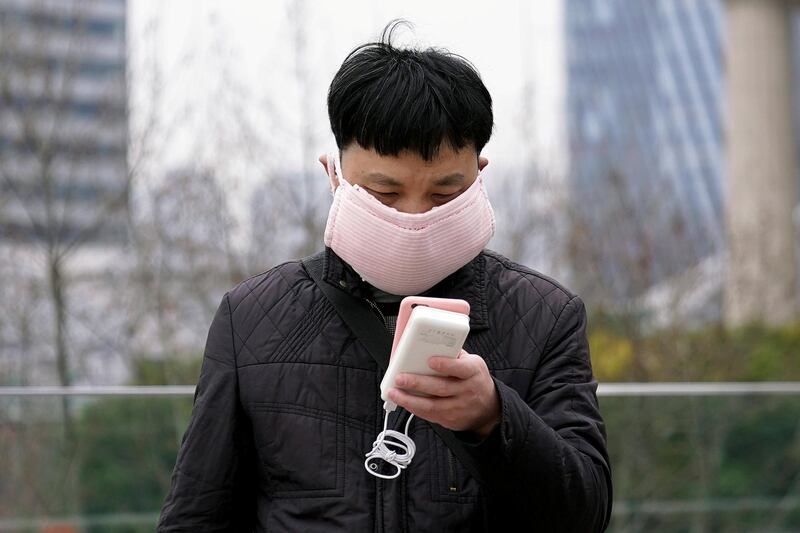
[320,143,489,214]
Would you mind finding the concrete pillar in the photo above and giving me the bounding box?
[725,0,799,326]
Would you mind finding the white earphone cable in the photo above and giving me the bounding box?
[364,408,416,479]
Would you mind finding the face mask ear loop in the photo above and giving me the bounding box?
[327,152,339,194]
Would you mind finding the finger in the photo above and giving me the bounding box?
[428,352,479,380]
[387,388,460,426]
[395,373,461,398]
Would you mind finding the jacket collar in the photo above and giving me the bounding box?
[321,247,489,331]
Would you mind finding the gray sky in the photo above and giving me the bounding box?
[128,0,565,182]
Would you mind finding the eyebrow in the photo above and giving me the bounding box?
[366,172,466,187]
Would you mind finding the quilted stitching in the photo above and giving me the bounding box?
[227,251,579,376]
[165,248,608,530]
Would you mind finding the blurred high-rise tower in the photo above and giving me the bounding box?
[565,0,725,300]
[0,0,128,245]
[0,0,129,386]
[566,0,800,325]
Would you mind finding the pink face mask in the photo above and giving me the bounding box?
[323,153,495,296]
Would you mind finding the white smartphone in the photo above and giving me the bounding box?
[380,297,470,406]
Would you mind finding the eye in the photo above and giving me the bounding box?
[364,188,399,201]
[432,191,461,203]
[369,189,398,197]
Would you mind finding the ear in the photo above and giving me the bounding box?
[318,153,329,172]
[478,156,489,172]
[319,153,339,189]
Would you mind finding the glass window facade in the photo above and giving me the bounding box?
[0,0,128,245]
[566,0,725,296]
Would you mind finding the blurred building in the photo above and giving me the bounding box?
[565,0,726,299]
[0,0,129,386]
[0,0,128,245]
[725,0,799,325]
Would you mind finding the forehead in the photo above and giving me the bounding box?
[340,143,478,186]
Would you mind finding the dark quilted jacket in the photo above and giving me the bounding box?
[158,248,612,532]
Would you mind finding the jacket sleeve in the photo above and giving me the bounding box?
[157,293,257,532]
[463,296,612,532]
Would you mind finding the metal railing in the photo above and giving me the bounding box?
[1,382,799,531]
[2,382,800,397]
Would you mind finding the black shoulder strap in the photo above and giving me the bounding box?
[303,252,393,369]
[302,253,486,487]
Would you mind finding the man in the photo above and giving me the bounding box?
[158,21,612,532]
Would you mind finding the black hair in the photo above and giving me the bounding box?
[327,20,493,161]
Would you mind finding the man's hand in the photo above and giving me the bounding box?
[387,350,500,438]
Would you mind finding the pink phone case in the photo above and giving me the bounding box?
[390,296,471,358]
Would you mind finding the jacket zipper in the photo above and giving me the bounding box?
[370,296,459,496]
[366,298,388,328]
[447,449,458,493]
[367,297,388,533]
